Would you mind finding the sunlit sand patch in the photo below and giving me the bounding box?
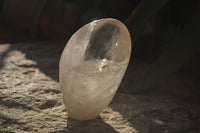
[101,107,138,133]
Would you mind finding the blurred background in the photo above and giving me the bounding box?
[0,0,200,132]
[0,0,200,106]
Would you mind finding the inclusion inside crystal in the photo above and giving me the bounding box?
[85,23,119,60]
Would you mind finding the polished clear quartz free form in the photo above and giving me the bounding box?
[59,18,131,120]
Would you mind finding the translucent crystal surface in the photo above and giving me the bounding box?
[59,18,131,120]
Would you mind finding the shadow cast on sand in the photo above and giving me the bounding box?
[51,117,119,133]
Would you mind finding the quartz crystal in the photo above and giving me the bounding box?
[59,18,131,120]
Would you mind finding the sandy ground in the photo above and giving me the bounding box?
[0,25,200,133]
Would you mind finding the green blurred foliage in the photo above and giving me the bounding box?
[124,0,200,93]
[31,0,138,39]
[129,0,170,37]
[31,0,47,40]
